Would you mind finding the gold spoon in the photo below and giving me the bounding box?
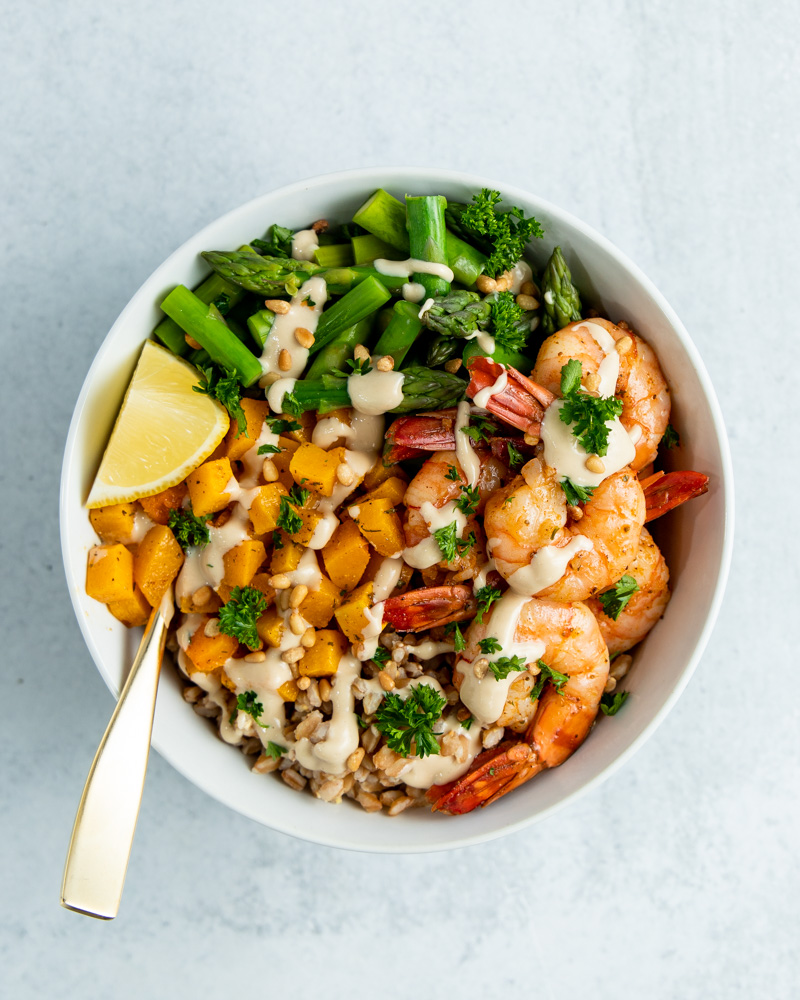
[61,594,173,919]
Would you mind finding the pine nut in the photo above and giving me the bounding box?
[568,505,584,520]
[444,358,462,374]
[336,463,354,486]
[354,344,370,362]
[611,654,633,680]
[604,676,617,693]
[265,299,290,314]
[616,335,633,354]
[585,455,606,474]
[282,646,304,664]
[311,218,329,233]
[523,433,540,446]
[347,747,365,772]
[495,274,512,292]
[473,657,489,679]
[296,676,311,690]
[244,650,266,663]
[301,627,317,648]
[192,585,212,606]
[516,293,539,311]
[379,671,395,691]
[184,334,202,350]
[476,274,497,294]
[318,678,332,701]
[294,327,315,348]
[376,355,394,372]
[584,371,601,393]
[204,618,221,637]
[262,458,279,482]
[289,584,308,608]
[520,280,538,297]
[269,574,291,590]
[289,612,305,635]
[391,646,405,664]
[260,372,280,388]
[278,348,293,371]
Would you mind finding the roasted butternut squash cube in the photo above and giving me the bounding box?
[221,539,266,590]
[277,678,300,702]
[299,574,341,628]
[349,498,404,557]
[257,606,285,648]
[89,502,139,543]
[137,483,188,525]
[362,458,407,492]
[293,506,325,547]
[322,519,370,592]
[186,458,235,517]
[134,525,185,606]
[225,398,271,461]
[272,435,301,490]
[186,626,239,673]
[86,544,135,604]
[289,443,346,497]
[275,409,315,444]
[359,476,407,508]
[299,629,347,677]
[334,582,374,642]
[249,572,276,605]
[178,587,222,615]
[107,585,152,627]
[270,537,304,574]
[249,483,289,534]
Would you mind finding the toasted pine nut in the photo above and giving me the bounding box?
[265,299,290,314]
[379,671,395,691]
[204,618,221,637]
[583,371,601,393]
[585,455,606,474]
[604,676,617,693]
[269,574,291,590]
[520,280,538,297]
[318,678,332,701]
[262,458,278,482]
[311,219,329,233]
[347,747,365,772]
[476,274,498,294]
[278,348,292,371]
[353,344,370,362]
[376,355,394,372]
[282,646,304,664]
[259,372,280,388]
[192,585,212,606]
[473,657,489,680]
[301,627,316,648]
[294,326,315,348]
[616,335,633,354]
[289,584,308,608]
[516,293,539,311]
[523,433,540,446]
[495,274,512,292]
[391,646,405,664]
[289,612,305,635]
[244,650,266,663]
[184,333,202,350]
[336,463,354,486]
[568,505,584,520]
[444,358,462,374]
[296,676,311,690]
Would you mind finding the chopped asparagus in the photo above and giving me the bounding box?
[540,246,582,333]
[373,301,424,368]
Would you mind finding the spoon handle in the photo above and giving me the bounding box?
[61,605,168,919]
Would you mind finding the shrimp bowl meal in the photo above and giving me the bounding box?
[61,169,732,851]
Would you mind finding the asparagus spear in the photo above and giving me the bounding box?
[311,276,391,355]
[305,317,373,379]
[406,195,451,299]
[426,334,462,367]
[540,246,582,333]
[313,243,354,268]
[373,301,424,368]
[154,270,245,356]
[421,290,491,337]
[351,233,404,265]
[246,309,275,350]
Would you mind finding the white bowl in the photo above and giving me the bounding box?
[61,168,734,852]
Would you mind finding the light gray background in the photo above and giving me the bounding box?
[3,1,798,997]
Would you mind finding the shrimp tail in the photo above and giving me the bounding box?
[465,357,555,436]
[382,585,477,632]
[385,410,458,451]
[642,470,709,522]
[428,740,541,814]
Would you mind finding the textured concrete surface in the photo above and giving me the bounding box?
[2,1,798,997]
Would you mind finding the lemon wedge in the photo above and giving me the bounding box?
[86,340,230,508]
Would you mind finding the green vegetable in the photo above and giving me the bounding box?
[154,270,245,357]
[560,479,596,506]
[311,276,392,355]
[489,655,527,680]
[265,417,301,433]
[406,195,451,299]
[265,741,287,759]
[445,465,461,482]
[276,486,309,536]
[540,246,582,333]
[257,444,282,455]
[663,423,680,449]
[374,684,447,758]
[246,309,275,350]
[489,291,530,352]
[600,691,629,716]
[475,585,502,624]
[459,414,497,445]
[433,522,475,562]
[305,317,373,380]
[478,637,502,655]
[373,300,424,368]
[597,575,639,621]
[167,507,211,550]
[461,716,474,731]
[447,189,543,277]
[251,224,293,258]
[230,690,268,728]
[351,233,404,265]
[371,646,390,669]
[507,442,524,469]
[559,360,623,457]
[193,365,247,435]
[530,660,570,700]
[455,484,479,516]
[218,587,269,650]
[560,358,583,396]
[422,290,489,338]
[313,243,354,268]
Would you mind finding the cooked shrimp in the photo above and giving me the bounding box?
[531,318,670,470]
[432,597,609,813]
[483,458,646,601]
[588,527,670,655]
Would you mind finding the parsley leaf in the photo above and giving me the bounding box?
[433,522,475,562]
[560,478,596,506]
[507,442,524,469]
[218,587,268,649]
[371,646,390,669]
[475,585,502,624]
[265,741,287,759]
[212,292,231,315]
[478,636,502,655]
[455,484,480,516]
[457,189,544,277]
[461,716,474,731]
[489,655,527,680]
[600,690,629,716]
[460,414,496,445]
[231,689,268,727]
[193,366,247,436]
[597,575,639,621]
[276,485,310,536]
[257,443,282,455]
[281,390,303,416]
[444,621,466,653]
[663,423,680,449]
[332,356,373,377]
[167,507,211,550]
[251,223,294,258]
[445,464,462,482]
[530,660,570,700]
[265,417,301,433]
[489,291,528,352]
[559,359,623,457]
[375,684,446,758]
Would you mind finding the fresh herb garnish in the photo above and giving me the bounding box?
[478,636,502,655]
[445,464,462,482]
[371,645,390,669]
[167,507,211,550]
[455,484,480,516]
[530,660,570,700]
[193,365,247,436]
[257,443,282,455]
[489,291,528,352]
[231,689,269,727]
[457,188,544,277]
[600,690,629,716]
[281,390,303,416]
[251,223,294,258]
[445,621,466,653]
[218,587,268,649]
[460,414,496,445]
[507,442,524,469]
[597,575,639,621]
[489,655,527,680]
[560,478,596,506]
[663,423,680,449]
[212,293,231,315]
[475,585,502,624]
[356,715,370,730]
[559,359,623,457]
[264,741,287,759]
[374,684,447,758]
[461,716,474,730]
[265,417,302,434]
[302,294,317,307]
[433,522,475,562]
[332,356,373,377]
[276,486,309,537]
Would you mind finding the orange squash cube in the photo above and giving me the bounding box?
[299,574,341,628]
[225,398,271,460]
[349,498,405,557]
[186,625,239,673]
[277,678,300,701]
[107,585,152,627]
[134,525,185,607]
[137,483,189,525]
[334,582,374,642]
[221,539,266,590]
[359,476,407,508]
[86,544,135,604]
[89,502,139,543]
[257,606,285,648]
[298,629,347,677]
[362,458,407,492]
[289,443,346,497]
[249,482,289,534]
[186,458,235,517]
[322,519,370,592]
[270,538,304,574]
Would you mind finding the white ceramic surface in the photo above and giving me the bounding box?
[60,167,733,852]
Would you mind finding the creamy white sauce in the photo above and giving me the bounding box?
[317,443,377,514]
[472,368,508,410]
[290,229,319,262]
[312,416,353,449]
[373,257,454,283]
[401,281,426,303]
[582,321,620,397]
[506,535,594,596]
[175,504,252,605]
[347,366,405,416]
[238,420,281,487]
[356,602,385,661]
[130,511,156,543]
[224,654,294,749]
[541,399,636,489]
[401,500,467,569]
[259,276,328,378]
[418,298,435,319]
[267,377,298,414]
[456,592,546,725]
[507,259,533,295]
[454,400,481,489]
[408,640,454,661]
[627,423,643,445]
[465,330,496,354]
[400,710,483,789]
[291,546,323,590]
[294,652,361,776]
[307,510,339,550]
[372,557,403,601]
[473,558,497,592]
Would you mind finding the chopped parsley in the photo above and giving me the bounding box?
[560,478,596,506]
[478,636,502,655]
[193,365,247,436]
[461,716,474,731]
[371,645,390,669]
[445,464,462,482]
[457,188,544,277]
[265,417,301,434]
[507,442,524,469]
[475,585,502,624]
[212,292,231,315]
[455,484,480,516]
[597,575,639,620]
[663,423,680,449]
[230,690,268,727]
[332,356,373,377]
[374,684,446,758]
[600,690,629,716]
[218,586,268,649]
[257,443,282,455]
[167,507,211,550]
[433,522,475,562]
[276,486,310,536]
[460,414,496,445]
[251,223,294,258]
[444,621,466,653]
[530,660,569,700]
[281,390,303,416]
[559,359,623,457]
[264,741,287,759]
[489,291,529,352]
[489,655,527,680]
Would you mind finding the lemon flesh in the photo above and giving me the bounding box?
[86,340,230,508]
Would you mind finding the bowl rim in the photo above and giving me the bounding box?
[60,166,735,852]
